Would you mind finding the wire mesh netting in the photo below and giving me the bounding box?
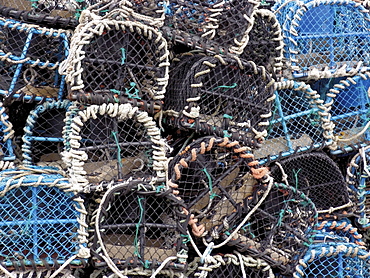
[164,54,275,148]
[93,179,188,275]
[0,166,88,272]
[254,80,327,164]
[293,242,370,278]
[346,146,370,229]
[320,72,370,154]
[63,103,167,188]
[269,152,351,217]
[206,182,317,275]
[187,253,274,278]
[282,0,370,79]
[63,18,169,104]
[168,136,264,233]
[22,100,70,168]
[162,0,259,54]
[0,18,70,103]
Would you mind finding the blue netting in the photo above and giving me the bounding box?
[294,242,370,278]
[0,168,86,269]
[281,0,370,79]
[0,102,15,164]
[0,18,69,102]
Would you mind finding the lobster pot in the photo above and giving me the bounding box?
[188,253,274,278]
[314,219,365,246]
[63,103,167,188]
[239,9,284,72]
[207,182,317,275]
[22,100,71,168]
[254,81,327,164]
[293,242,370,278]
[346,146,370,229]
[64,19,169,104]
[283,0,370,79]
[93,180,188,276]
[321,72,370,154]
[168,136,261,233]
[0,18,69,102]
[163,0,258,53]
[270,152,351,216]
[0,167,88,272]
[165,55,274,148]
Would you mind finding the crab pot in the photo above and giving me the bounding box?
[165,54,274,148]
[270,152,351,217]
[0,18,69,102]
[0,167,87,271]
[92,180,188,275]
[65,19,169,104]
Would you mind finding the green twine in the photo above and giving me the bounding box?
[125,82,140,99]
[120,48,126,65]
[202,168,215,199]
[156,185,165,193]
[211,83,238,91]
[292,169,301,189]
[144,260,151,269]
[111,131,122,168]
[29,0,38,9]
[223,130,231,137]
[134,197,144,258]
[181,234,191,244]
[223,114,233,119]
[276,209,285,226]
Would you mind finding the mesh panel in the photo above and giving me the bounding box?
[163,0,258,53]
[284,1,370,78]
[294,243,370,278]
[22,100,70,168]
[0,18,69,102]
[63,103,167,188]
[168,136,259,232]
[208,182,317,274]
[346,146,370,229]
[65,19,169,104]
[240,9,284,72]
[93,180,188,274]
[322,73,370,153]
[165,55,274,147]
[254,81,326,163]
[270,152,351,216]
[0,168,86,269]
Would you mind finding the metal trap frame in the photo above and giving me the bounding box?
[92,179,188,277]
[282,0,370,80]
[164,54,275,148]
[0,17,70,103]
[269,152,352,217]
[293,242,370,278]
[0,166,88,275]
[63,17,169,104]
[254,80,328,164]
[22,99,71,168]
[62,103,168,189]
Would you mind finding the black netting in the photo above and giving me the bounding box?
[0,18,69,102]
[270,152,351,216]
[208,182,317,274]
[93,180,188,273]
[66,20,169,104]
[165,55,274,147]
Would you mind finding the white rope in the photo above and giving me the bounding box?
[150,256,178,278]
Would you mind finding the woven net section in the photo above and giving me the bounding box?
[0,168,87,271]
[93,180,188,275]
[208,182,317,274]
[165,55,274,147]
[64,19,169,103]
[285,1,370,79]
[168,136,263,233]
[346,146,370,229]
[163,0,258,53]
[22,100,70,168]
[63,103,167,188]
[270,152,351,216]
[254,80,326,163]
[293,243,370,278]
[322,72,370,153]
[0,18,69,102]
[240,9,284,72]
